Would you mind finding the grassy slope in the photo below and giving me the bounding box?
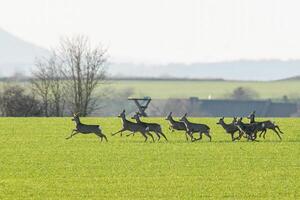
[0,117,299,199]
[104,80,300,99]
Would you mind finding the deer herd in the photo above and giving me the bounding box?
[66,110,284,142]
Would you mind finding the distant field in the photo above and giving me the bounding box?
[0,117,299,199]
[103,80,300,99]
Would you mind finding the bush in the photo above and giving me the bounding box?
[229,87,259,100]
[0,85,42,116]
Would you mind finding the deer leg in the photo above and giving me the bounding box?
[153,131,161,141]
[237,131,244,140]
[188,132,195,141]
[99,132,108,142]
[259,130,264,138]
[141,132,148,142]
[271,128,282,140]
[66,129,78,139]
[253,132,257,140]
[234,131,241,140]
[146,132,155,142]
[103,134,108,142]
[199,132,203,141]
[260,130,266,139]
[126,132,135,137]
[95,132,104,142]
[275,125,284,134]
[184,132,189,141]
[262,130,267,139]
[231,133,235,141]
[112,129,124,136]
[204,131,212,142]
[158,131,168,141]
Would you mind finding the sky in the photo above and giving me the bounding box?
[0,0,300,64]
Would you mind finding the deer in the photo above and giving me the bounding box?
[234,117,264,141]
[165,112,190,141]
[131,112,168,141]
[247,111,283,140]
[66,113,108,142]
[112,110,155,142]
[179,113,211,142]
[216,117,240,141]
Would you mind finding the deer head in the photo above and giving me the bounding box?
[72,112,80,123]
[118,109,126,118]
[216,116,224,124]
[179,113,188,122]
[165,112,172,120]
[131,112,140,120]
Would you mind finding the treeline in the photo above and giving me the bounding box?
[0,35,107,117]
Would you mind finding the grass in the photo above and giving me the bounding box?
[103,80,300,99]
[0,117,299,199]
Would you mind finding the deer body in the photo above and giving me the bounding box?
[247,111,283,140]
[165,112,187,134]
[66,114,108,142]
[132,113,168,141]
[235,118,262,141]
[180,114,211,141]
[165,112,189,140]
[217,117,240,141]
[112,110,154,142]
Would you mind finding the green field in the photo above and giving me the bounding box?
[104,80,300,99]
[0,117,299,199]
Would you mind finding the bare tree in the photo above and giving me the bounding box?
[31,58,51,116]
[47,53,66,116]
[32,35,107,116]
[58,35,107,116]
[32,53,66,116]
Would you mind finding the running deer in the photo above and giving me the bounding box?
[216,117,240,141]
[131,112,168,141]
[66,113,108,142]
[165,112,189,140]
[112,110,154,142]
[179,113,212,142]
[247,111,283,140]
[235,117,263,141]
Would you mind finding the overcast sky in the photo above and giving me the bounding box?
[0,0,299,63]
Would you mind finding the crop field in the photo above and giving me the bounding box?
[104,80,300,99]
[0,117,299,199]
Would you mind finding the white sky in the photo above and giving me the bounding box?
[0,0,300,63]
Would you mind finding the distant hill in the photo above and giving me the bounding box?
[108,60,300,81]
[1,28,300,80]
[279,76,300,81]
[0,28,49,76]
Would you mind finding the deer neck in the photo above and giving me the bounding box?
[121,116,128,126]
[74,118,82,126]
[136,117,142,123]
[168,116,176,124]
[219,120,228,128]
[182,118,190,126]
